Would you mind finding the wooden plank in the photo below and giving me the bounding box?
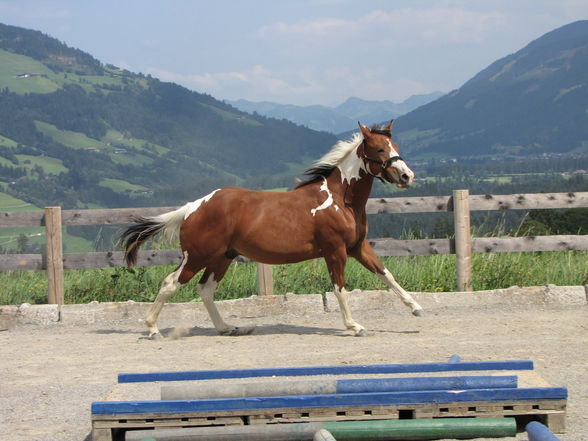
[0,210,44,227]
[368,234,588,257]
[368,238,453,256]
[118,360,534,383]
[453,190,472,291]
[1,192,587,229]
[473,235,588,253]
[0,253,43,270]
[62,249,183,270]
[45,207,64,305]
[91,387,567,415]
[60,206,178,226]
[366,196,453,214]
[468,192,588,211]
[364,192,588,214]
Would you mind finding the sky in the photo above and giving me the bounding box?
[1,0,587,106]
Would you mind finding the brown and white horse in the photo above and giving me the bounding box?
[120,122,423,338]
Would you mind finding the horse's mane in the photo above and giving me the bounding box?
[295,124,389,189]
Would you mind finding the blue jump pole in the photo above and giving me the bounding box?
[119,360,534,383]
[526,422,561,441]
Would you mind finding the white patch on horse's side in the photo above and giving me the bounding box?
[311,178,340,216]
[184,189,221,220]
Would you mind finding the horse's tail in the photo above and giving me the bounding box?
[119,205,190,266]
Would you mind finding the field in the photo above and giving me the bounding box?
[1,249,586,306]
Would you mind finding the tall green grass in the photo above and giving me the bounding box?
[1,251,586,306]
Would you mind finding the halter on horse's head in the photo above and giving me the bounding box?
[358,121,414,189]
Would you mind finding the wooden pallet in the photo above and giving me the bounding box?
[91,389,567,440]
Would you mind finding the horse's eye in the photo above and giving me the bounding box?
[377,149,385,153]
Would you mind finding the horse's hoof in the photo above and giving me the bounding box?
[149,332,163,340]
[412,309,424,317]
[220,326,255,336]
[354,328,369,337]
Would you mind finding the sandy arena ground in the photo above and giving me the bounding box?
[1,290,587,441]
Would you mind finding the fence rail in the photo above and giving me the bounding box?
[1,190,587,304]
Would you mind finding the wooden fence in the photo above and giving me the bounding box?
[1,190,587,304]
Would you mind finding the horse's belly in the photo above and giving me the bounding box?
[234,236,320,265]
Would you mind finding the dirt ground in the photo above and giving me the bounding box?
[1,298,587,441]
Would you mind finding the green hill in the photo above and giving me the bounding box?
[395,20,588,160]
[0,23,337,211]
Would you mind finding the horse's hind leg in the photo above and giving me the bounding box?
[145,251,197,339]
[351,240,423,316]
[199,257,255,336]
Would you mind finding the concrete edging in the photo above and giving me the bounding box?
[0,285,586,329]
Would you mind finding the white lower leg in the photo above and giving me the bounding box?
[145,252,188,337]
[333,285,367,336]
[198,275,228,332]
[378,268,423,315]
[146,271,182,337]
[199,274,252,335]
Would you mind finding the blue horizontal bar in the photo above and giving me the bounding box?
[92,387,566,415]
[118,360,533,383]
[335,375,517,393]
[526,421,562,441]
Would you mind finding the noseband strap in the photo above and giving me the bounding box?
[360,140,403,171]
[363,154,403,170]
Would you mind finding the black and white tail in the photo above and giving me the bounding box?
[119,205,190,266]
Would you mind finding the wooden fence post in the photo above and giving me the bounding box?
[453,189,472,292]
[44,207,64,305]
[256,263,274,296]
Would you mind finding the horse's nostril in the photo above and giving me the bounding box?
[401,174,409,182]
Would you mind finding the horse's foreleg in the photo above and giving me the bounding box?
[351,240,423,316]
[198,262,255,336]
[324,250,367,337]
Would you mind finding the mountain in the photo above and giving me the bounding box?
[228,92,443,134]
[395,20,588,160]
[0,23,337,209]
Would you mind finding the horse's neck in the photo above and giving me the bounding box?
[326,164,374,211]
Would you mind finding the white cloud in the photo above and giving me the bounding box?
[258,7,506,45]
[146,63,435,106]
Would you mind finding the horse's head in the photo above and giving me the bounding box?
[358,121,414,189]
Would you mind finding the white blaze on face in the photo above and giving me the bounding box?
[393,159,414,185]
[184,189,221,219]
[311,178,340,216]
[386,139,394,158]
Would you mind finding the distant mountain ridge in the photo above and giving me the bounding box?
[228,92,443,134]
[394,20,588,159]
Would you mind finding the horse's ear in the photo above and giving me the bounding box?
[383,120,394,132]
[358,122,371,138]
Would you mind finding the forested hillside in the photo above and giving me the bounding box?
[0,23,336,210]
[395,20,588,160]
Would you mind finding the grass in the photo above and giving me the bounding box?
[0,191,38,211]
[0,135,18,148]
[34,121,106,150]
[99,178,148,194]
[0,48,60,94]
[0,250,586,306]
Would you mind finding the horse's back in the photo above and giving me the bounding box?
[179,186,322,264]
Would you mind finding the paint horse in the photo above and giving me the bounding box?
[119,122,423,338]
